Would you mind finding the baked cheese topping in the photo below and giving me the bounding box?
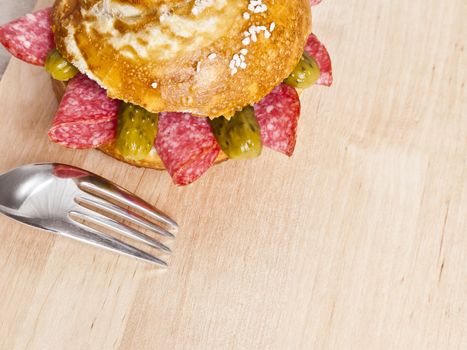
[77,0,240,60]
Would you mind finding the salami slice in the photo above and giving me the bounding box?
[48,74,119,149]
[304,33,333,86]
[156,112,220,186]
[310,0,323,5]
[254,83,301,157]
[0,7,54,66]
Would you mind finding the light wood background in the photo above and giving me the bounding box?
[0,0,465,349]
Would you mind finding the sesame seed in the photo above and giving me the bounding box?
[230,0,271,76]
[247,0,268,14]
[208,53,217,60]
[151,82,158,89]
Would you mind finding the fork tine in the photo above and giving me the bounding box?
[70,210,171,252]
[79,180,178,231]
[76,196,175,239]
[64,216,168,267]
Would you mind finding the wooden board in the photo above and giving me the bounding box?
[0,0,466,349]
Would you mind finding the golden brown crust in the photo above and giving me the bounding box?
[52,0,311,118]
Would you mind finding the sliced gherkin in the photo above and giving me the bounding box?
[284,53,320,88]
[209,106,262,160]
[45,49,79,81]
[116,103,158,161]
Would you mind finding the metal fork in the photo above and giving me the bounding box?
[0,163,178,267]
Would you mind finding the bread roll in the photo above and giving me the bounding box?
[52,0,311,118]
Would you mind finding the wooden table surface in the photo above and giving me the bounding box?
[0,0,465,349]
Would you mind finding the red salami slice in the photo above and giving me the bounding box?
[310,0,323,5]
[48,74,119,149]
[0,7,54,66]
[304,33,333,86]
[254,83,301,157]
[156,112,220,186]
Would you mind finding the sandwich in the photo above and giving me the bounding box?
[0,0,332,185]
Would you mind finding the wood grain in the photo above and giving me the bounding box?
[0,0,465,349]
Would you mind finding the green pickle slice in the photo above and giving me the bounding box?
[284,53,321,88]
[116,103,159,161]
[45,49,79,81]
[209,106,262,160]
